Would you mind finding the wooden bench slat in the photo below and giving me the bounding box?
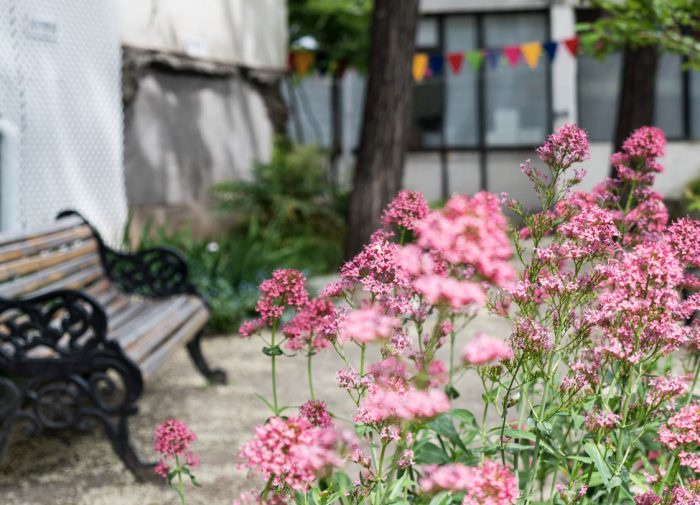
[0,224,94,263]
[108,299,162,334]
[0,215,85,248]
[138,307,209,379]
[122,297,203,362]
[111,296,193,347]
[28,264,104,298]
[0,241,98,283]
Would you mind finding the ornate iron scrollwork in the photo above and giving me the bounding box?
[0,290,107,363]
[57,210,197,298]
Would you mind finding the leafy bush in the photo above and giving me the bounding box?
[683,170,700,215]
[211,140,347,275]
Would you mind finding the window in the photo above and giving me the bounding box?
[691,71,700,139]
[410,11,551,150]
[483,13,549,146]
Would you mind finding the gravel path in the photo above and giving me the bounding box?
[0,310,511,505]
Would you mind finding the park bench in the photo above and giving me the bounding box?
[0,210,226,481]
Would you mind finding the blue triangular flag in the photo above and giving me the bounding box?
[485,48,501,69]
[428,54,444,77]
[543,41,558,62]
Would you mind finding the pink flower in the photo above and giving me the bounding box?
[154,419,197,456]
[536,123,590,168]
[667,217,700,268]
[510,317,552,354]
[420,461,518,505]
[255,269,309,323]
[153,419,199,480]
[338,305,400,344]
[355,387,450,424]
[622,126,666,160]
[299,400,333,428]
[381,190,429,231]
[585,409,620,432]
[239,318,265,338]
[414,275,487,309]
[283,297,337,351]
[414,192,515,287]
[645,375,688,407]
[462,333,512,366]
[340,230,411,298]
[659,403,700,452]
[238,416,340,492]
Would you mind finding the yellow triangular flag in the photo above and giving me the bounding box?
[412,53,429,81]
[294,52,315,76]
[520,42,542,70]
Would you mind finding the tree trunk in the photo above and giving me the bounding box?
[611,45,658,174]
[345,0,420,258]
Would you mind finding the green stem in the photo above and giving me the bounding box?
[175,455,186,505]
[685,356,700,405]
[271,323,279,415]
[307,350,315,401]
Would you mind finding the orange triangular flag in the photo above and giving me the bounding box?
[564,37,579,56]
[413,53,429,81]
[293,52,315,76]
[520,41,542,69]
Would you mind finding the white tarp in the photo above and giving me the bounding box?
[117,0,288,70]
[0,0,127,242]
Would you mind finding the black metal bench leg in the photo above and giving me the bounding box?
[186,331,227,385]
[0,378,23,461]
[96,411,158,483]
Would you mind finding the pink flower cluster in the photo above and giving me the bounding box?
[585,409,620,432]
[255,269,308,322]
[354,387,450,425]
[668,217,700,269]
[283,297,337,351]
[420,461,519,505]
[338,304,400,344]
[299,400,333,428]
[238,414,340,492]
[622,126,666,160]
[462,333,512,366]
[644,375,688,407]
[636,481,700,505]
[536,123,590,169]
[414,192,515,286]
[153,419,199,478]
[381,189,429,231]
[659,403,700,473]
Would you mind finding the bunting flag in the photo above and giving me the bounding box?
[503,46,521,68]
[447,52,464,74]
[520,41,542,69]
[543,41,558,62]
[287,35,581,80]
[428,54,444,77]
[466,50,484,72]
[293,51,315,76]
[485,48,501,69]
[564,37,579,56]
[413,53,429,81]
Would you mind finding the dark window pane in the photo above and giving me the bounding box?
[483,13,548,146]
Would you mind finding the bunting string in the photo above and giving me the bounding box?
[288,36,580,79]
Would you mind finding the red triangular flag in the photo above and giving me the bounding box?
[564,37,579,56]
[503,46,521,67]
[447,52,464,74]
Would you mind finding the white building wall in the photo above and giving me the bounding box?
[117,0,287,70]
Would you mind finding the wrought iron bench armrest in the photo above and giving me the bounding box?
[57,210,197,298]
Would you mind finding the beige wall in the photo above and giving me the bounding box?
[117,0,287,70]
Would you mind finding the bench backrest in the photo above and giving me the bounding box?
[0,216,106,300]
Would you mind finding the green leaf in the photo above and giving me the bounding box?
[502,428,537,442]
[428,491,452,505]
[414,442,450,465]
[451,408,478,429]
[262,345,284,356]
[429,415,467,452]
[584,442,612,485]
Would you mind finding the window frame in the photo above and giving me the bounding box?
[409,8,554,153]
